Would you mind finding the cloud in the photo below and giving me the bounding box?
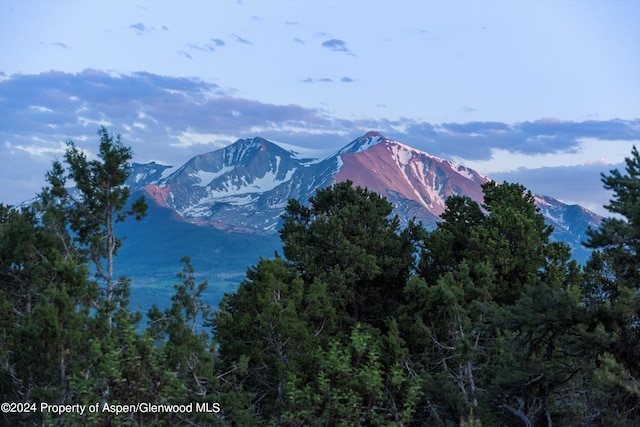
[187,42,217,52]
[490,163,617,216]
[178,50,193,59]
[293,38,305,45]
[211,38,225,47]
[129,22,167,34]
[232,34,252,45]
[301,78,333,83]
[40,42,69,49]
[302,77,355,84]
[130,22,151,34]
[0,70,334,186]
[0,69,638,212]
[397,119,640,161]
[321,39,354,55]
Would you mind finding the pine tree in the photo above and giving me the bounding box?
[47,126,147,329]
[280,180,420,329]
[212,257,324,423]
[0,201,95,425]
[213,182,423,423]
[146,256,221,425]
[403,181,589,425]
[583,146,640,421]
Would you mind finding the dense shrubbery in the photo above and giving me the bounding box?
[1,128,639,426]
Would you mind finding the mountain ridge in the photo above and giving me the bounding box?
[127,131,601,261]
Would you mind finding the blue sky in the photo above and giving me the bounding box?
[1,0,639,215]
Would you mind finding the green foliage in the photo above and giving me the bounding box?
[401,180,593,425]
[5,130,640,426]
[47,126,147,315]
[0,201,97,425]
[0,128,210,426]
[214,182,422,423]
[212,257,326,422]
[145,256,221,425]
[582,146,640,421]
[280,180,419,329]
[280,324,421,426]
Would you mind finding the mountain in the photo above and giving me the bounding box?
[127,131,600,257]
[130,132,494,231]
[115,131,602,313]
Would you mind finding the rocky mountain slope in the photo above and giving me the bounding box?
[127,131,601,261]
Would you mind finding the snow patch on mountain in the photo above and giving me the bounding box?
[339,132,385,155]
[206,166,297,199]
[389,143,413,166]
[534,195,555,207]
[270,140,338,164]
[456,165,476,181]
[190,167,233,187]
[334,155,344,173]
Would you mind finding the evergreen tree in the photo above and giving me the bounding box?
[146,256,220,425]
[213,182,423,424]
[0,128,171,426]
[212,257,327,423]
[47,126,147,329]
[403,181,589,425]
[280,180,420,329]
[0,201,96,425]
[280,323,421,426]
[583,146,640,421]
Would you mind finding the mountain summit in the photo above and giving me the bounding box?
[129,132,601,260]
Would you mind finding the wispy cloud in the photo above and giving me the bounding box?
[321,39,354,55]
[1,70,638,209]
[129,22,166,34]
[303,77,355,83]
[40,42,69,49]
[399,119,640,162]
[187,42,217,52]
[130,22,151,34]
[232,34,252,45]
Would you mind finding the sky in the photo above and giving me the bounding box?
[1,0,639,216]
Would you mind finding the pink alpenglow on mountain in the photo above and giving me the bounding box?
[126,131,601,261]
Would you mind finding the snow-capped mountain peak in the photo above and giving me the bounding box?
[127,132,600,260]
[339,131,389,154]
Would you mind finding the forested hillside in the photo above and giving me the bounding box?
[1,128,639,426]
